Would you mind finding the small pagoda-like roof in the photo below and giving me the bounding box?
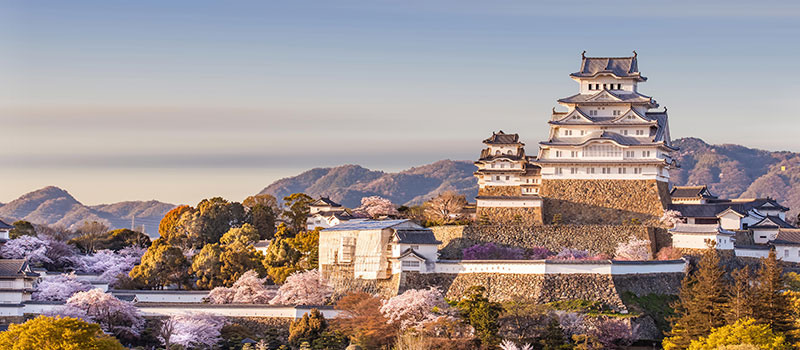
[570,51,647,81]
[483,131,522,145]
[550,107,656,126]
[540,130,676,150]
[669,223,734,236]
[477,148,526,162]
[392,229,441,245]
[0,260,39,279]
[670,185,717,200]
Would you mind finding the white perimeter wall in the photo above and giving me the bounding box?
[432,260,686,275]
[2,302,340,319]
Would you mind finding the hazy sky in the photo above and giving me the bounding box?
[2,1,800,206]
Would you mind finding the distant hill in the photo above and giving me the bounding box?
[258,160,479,208]
[670,137,800,222]
[0,186,175,236]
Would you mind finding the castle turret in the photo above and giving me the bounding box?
[474,131,543,224]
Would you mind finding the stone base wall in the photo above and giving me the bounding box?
[479,186,521,196]
[320,264,400,300]
[540,179,670,225]
[476,207,542,225]
[431,224,658,259]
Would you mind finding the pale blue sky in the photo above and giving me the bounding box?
[2,1,799,205]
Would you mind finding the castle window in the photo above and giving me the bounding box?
[643,151,651,157]
[622,130,628,135]
[500,163,505,168]
[495,150,500,155]
[636,129,645,136]
[602,167,611,174]
[402,260,420,268]
[589,110,597,116]
[564,130,572,136]
[555,151,562,157]
[588,84,594,91]
[625,151,635,158]
[616,84,621,90]
[491,163,495,168]
[496,176,500,180]
[587,168,595,174]
[505,176,510,180]
[570,168,578,174]
[585,144,622,157]
[634,168,642,174]
[613,110,621,116]
[786,249,790,257]
[556,168,563,175]
[571,151,578,157]
[507,150,513,155]
[603,84,607,89]
[580,130,585,135]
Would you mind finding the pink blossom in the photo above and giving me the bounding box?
[44,305,91,323]
[75,246,144,287]
[0,235,52,265]
[354,196,399,218]
[65,288,144,339]
[380,287,450,330]
[33,273,93,301]
[550,248,607,261]
[660,209,682,227]
[270,269,332,306]
[613,237,651,261]
[160,313,225,349]
[208,270,276,304]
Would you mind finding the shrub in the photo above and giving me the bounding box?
[462,243,526,260]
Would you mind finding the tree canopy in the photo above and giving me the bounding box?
[0,315,124,350]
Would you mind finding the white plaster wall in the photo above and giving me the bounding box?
[719,213,742,230]
[672,234,734,250]
[431,260,685,275]
[578,76,637,94]
[753,228,777,244]
[0,291,24,304]
[734,248,770,259]
[774,245,800,263]
[540,165,667,181]
[111,291,209,303]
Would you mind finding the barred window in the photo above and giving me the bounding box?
[584,144,622,157]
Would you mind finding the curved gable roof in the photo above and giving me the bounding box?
[570,52,647,81]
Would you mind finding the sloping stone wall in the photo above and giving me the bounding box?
[479,186,521,196]
[431,224,658,259]
[540,179,669,225]
[476,207,542,225]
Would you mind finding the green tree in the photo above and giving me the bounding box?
[283,193,313,234]
[290,227,320,270]
[686,318,789,350]
[196,197,247,245]
[262,225,303,283]
[289,309,327,347]
[752,250,794,337]
[129,238,191,289]
[71,228,150,253]
[456,286,503,347]
[244,194,279,240]
[0,315,124,349]
[219,224,266,286]
[9,220,36,239]
[189,243,224,289]
[158,205,195,241]
[664,244,728,350]
[727,266,755,323]
[72,221,110,254]
[540,319,572,350]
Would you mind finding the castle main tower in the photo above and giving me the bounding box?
[535,52,677,224]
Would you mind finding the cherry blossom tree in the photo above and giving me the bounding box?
[354,196,399,218]
[63,288,144,340]
[208,270,276,304]
[500,340,533,350]
[380,287,450,330]
[0,235,52,265]
[158,313,225,349]
[660,209,683,227]
[614,237,652,261]
[33,273,93,301]
[656,246,683,260]
[76,246,144,287]
[270,269,332,306]
[551,248,607,261]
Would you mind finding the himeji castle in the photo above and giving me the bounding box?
[475,52,678,225]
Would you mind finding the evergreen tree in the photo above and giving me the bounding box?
[726,266,755,323]
[540,318,572,350]
[289,309,328,347]
[752,250,794,337]
[664,245,728,350]
[456,286,504,347]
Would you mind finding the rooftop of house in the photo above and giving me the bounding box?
[321,219,419,232]
[670,198,789,218]
[751,215,796,229]
[669,223,734,235]
[670,185,718,200]
[311,197,342,208]
[570,51,646,81]
[392,229,441,245]
[483,131,522,145]
[0,219,12,230]
[0,259,39,278]
[771,229,800,246]
[557,89,655,105]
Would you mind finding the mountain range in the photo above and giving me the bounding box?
[0,186,175,236]
[2,137,798,234]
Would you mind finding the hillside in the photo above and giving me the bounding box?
[258,159,479,208]
[670,137,800,221]
[0,186,175,236]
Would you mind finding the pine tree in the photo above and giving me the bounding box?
[540,318,572,350]
[752,250,794,337]
[664,244,728,350]
[289,309,328,347]
[726,266,754,323]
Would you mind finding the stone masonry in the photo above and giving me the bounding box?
[540,179,670,225]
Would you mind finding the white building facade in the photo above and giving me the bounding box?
[536,52,677,182]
